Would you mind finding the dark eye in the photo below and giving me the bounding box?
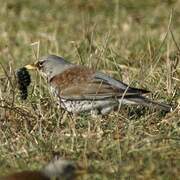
[37,61,44,68]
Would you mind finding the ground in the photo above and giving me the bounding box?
[0,0,179,179]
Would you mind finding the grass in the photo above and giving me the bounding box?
[0,0,179,179]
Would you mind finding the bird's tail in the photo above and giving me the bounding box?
[124,96,172,112]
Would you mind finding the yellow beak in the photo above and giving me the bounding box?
[25,63,37,70]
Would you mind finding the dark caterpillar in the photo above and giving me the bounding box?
[17,67,31,100]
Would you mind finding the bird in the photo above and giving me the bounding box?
[1,158,84,180]
[24,55,171,116]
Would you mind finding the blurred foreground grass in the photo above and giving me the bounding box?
[0,0,179,179]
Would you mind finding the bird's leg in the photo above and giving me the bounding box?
[100,105,116,116]
[90,109,101,118]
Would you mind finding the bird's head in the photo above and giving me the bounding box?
[25,55,73,81]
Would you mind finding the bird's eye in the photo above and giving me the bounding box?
[37,61,44,69]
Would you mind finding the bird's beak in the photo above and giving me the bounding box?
[25,63,37,70]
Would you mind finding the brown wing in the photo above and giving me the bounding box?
[50,66,141,100]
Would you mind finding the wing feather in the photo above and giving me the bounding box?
[50,66,148,100]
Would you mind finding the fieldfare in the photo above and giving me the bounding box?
[1,158,83,180]
[25,55,171,115]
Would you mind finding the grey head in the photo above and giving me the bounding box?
[42,159,76,180]
[37,55,74,80]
